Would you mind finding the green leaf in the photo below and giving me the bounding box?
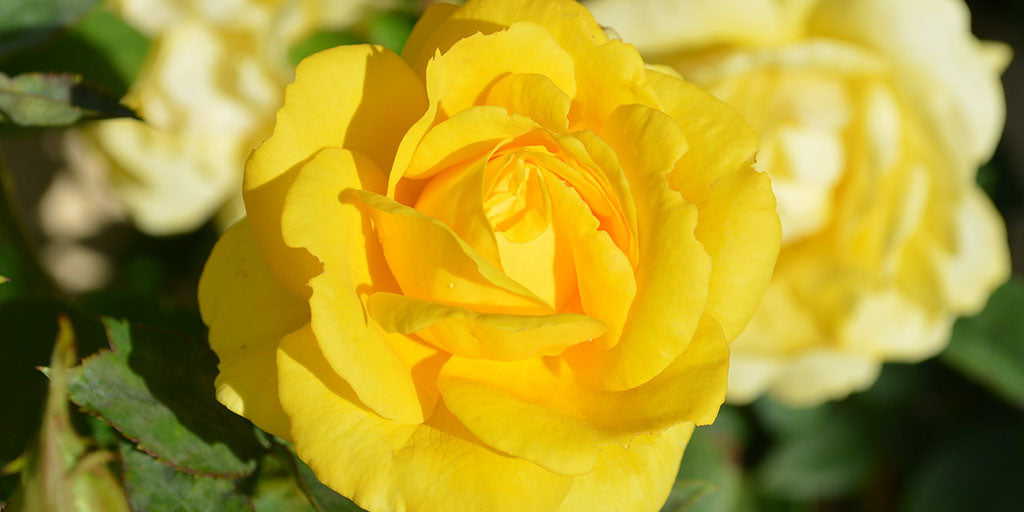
[903,421,1024,512]
[288,30,363,67]
[5,315,130,512]
[0,71,135,126]
[0,0,97,58]
[270,443,364,512]
[941,278,1024,408]
[366,11,417,54]
[67,318,263,477]
[0,300,63,468]
[119,443,253,512]
[666,407,748,512]
[753,400,877,501]
[662,479,717,512]
[1,6,150,97]
[0,163,54,303]
[252,455,315,512]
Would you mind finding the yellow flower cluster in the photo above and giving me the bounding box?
[199,0,780,510]
[591,0,1011,405]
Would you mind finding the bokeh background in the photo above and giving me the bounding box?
[1,1,1022,510]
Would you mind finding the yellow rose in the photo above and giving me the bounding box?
[60,0,385,235]
[591,0,1011,405]
[199,0,780,510]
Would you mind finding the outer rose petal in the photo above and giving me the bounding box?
[566,104,711,391]
[587,0,815,54]
[198,219,307,439]
[729,349,882,406]
[649,69,782,341]
[811,0,1008,167]
[438,315,728,475]
[282,148,437,424]
[401,0,608,77]
[930,187,1011,314]
[424,22,577,119]
[244,45,427,298]
[277,326,573,512]
[555,423,694,512]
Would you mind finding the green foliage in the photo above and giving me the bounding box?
[902,421,1024,512]
[0,300,64,469]
[5,316,130,512]
[67,318,263,477]
[288,31,363,67]
[0,71,135,126]
[754,402,877,501]
[0,164,53,303]
[1,6,150,97]
[665,408,748,512]
[119,442,253,512]
[251,455,316,512]
[942,278,1024,408]
[270,443,365,512]
[0,0,96,58]
[367,11,419,54]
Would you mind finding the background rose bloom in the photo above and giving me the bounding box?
[591,0,1012,405]
[199,0,780,510]
[53,0,392,237]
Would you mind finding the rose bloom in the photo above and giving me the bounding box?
[591,0,1011,405]
[57,0,390,235]
[199,0,780,510]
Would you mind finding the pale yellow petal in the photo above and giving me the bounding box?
[768,349,882,407]
[589,0,816,54]
[930,188,1010,314]
[811,0,1007,167]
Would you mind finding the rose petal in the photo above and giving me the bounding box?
[566,104,711,391]
[555,423,694,512]
[244,44,427,298]
[283,148,438,424]
[197,219,307,439]
[354,189,552,314]
[438,314,727,475]
[651,69,781,341]
[367,292,605,361]
[277,326,573,512]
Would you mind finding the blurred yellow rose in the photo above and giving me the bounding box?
[59,0,389,236]
[591,0,1011,405]
[199,0,780,509]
